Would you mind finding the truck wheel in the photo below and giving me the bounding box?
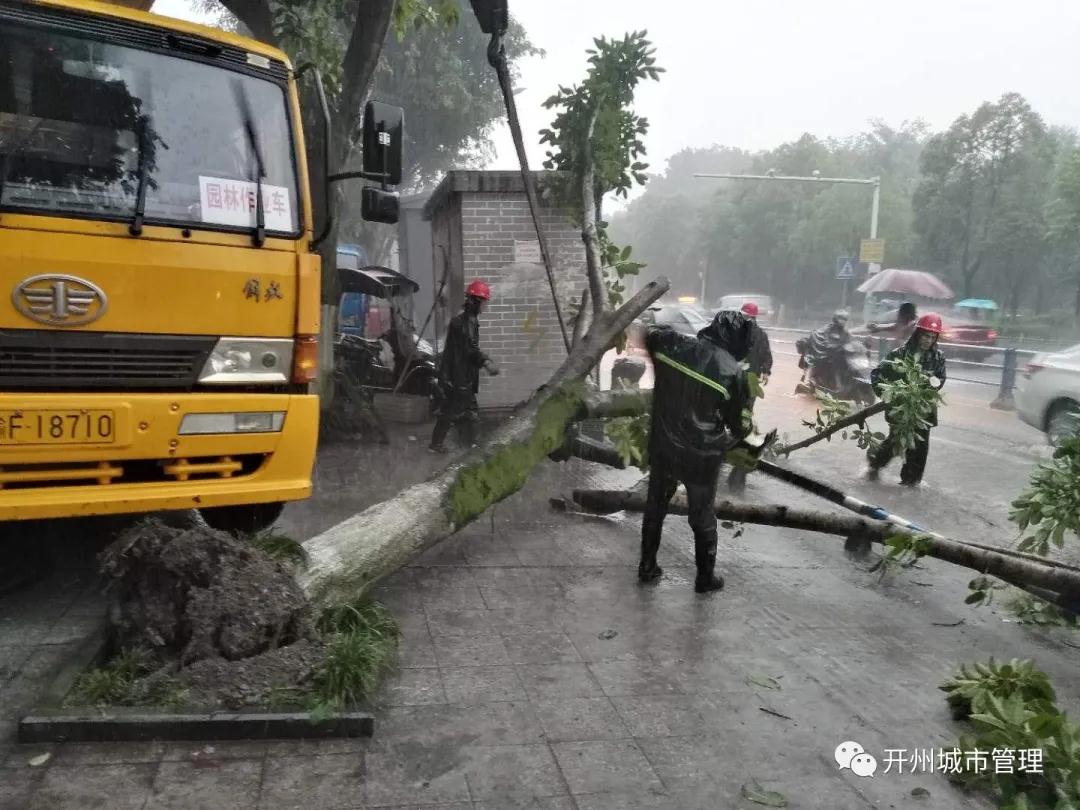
[199,502,285,535]
[1046,399,1079,447]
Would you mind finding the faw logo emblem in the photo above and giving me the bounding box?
[12,275,108,327]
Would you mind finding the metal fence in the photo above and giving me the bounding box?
[763,326,1037,409]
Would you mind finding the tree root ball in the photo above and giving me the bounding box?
[100,518,314,665]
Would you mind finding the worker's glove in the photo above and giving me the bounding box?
[484,360,501,376]
[760,373,770,387]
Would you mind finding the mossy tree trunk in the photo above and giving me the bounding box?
[299,280,667,606]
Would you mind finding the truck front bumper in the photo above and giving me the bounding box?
[0,392,318,522]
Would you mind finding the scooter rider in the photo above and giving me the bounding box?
[640,310,759,593]
[429,280,500,453]
[865,313,947,485]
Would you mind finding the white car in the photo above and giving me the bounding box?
[1015,343,1080,445]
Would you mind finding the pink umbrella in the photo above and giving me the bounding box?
[856,268,954,299]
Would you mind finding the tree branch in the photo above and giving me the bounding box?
[337,0,397,166]
[571,489,1080,601]
[216,0,276,44]
[777,402,887,455]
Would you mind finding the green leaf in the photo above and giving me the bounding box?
[746,674,782,691]
[741,780,788,807]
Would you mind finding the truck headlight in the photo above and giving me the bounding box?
[198,338,293,384]
[179,412,286,434]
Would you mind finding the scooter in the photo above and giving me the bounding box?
[796,335,876,406]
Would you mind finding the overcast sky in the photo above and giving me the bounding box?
[154,0,1080,187]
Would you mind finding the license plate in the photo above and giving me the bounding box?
[0,410,116,446]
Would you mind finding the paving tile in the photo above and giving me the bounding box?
[610,693,738,738]
[432,634,510,668]
[0,766,42,810]
[420,586,488,612]
[573,792,681,810]
[532,696,632,742]
[473,799,575,810]
[362,745,471,806]
[3,743,56,769]
[516,662,604,700]
[150,758,262,809]
[28,762,156,810]
[501,631,582,665]
[551,740,664,796]
[425,609,500,637]
[53,740,166,766]
[397,633,438,669]
[258,753,365,809]
[441,665,525,705]
[588,659,684,697]
[371,701,545,749]
[461,743,567,801]
[161,740,275,762]
[0,646,33,683]
[379,667,446,706]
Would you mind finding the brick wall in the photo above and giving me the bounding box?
[425,172,586,409]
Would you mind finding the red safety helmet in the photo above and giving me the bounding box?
[916,313,944,334]
[740,301,759,317]
[465,279,491,300]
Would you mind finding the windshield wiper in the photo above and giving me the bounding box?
[129,119,150,236]
[234,80,266,248]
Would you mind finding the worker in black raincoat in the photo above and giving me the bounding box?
[865,313,947,485]
[727,301,772,493]
[429,280,499,453]
[640,310,757,593]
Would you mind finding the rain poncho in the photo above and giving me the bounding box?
[871,332,947,426]
[798,321,849,363]
[645,310,754,481]
[438,310,488,394]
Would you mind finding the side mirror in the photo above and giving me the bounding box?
[361,186,400,225]
[362,101,403,186]
[468,0,508,34]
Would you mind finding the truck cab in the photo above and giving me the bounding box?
[0,0,398,532]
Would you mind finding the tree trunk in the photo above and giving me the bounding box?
[581,109,607,322]
[298,279,669,606]
[570,489,1080,601]
[777,402,887,455]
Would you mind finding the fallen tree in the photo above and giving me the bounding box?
[570,488,1080,606]
[299,31,665,606]
[299,282,664,605]
[776,401,886,455]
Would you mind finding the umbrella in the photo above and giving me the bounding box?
[955,298,999,310]
[856,268,954,299]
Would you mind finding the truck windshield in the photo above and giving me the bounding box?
[0,19,299,235]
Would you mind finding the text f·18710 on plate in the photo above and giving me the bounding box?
[0,410,116,446]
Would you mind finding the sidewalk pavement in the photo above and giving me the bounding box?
[2,427,1077,809]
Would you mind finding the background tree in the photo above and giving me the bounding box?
[913,92,1047,300]
[338,3,537,262]
[610,121,926,307]
[1045,137,1080,320]
[195,0,459,302]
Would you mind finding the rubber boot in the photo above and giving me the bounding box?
[693,529,724,593]
[638,514,663,583]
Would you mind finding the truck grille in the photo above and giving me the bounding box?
[0,331,216,391]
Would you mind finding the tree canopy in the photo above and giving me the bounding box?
[611,93,1080,320]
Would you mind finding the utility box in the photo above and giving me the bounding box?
[423,170,586,409]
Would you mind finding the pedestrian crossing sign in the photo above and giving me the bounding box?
[836,257,857,280]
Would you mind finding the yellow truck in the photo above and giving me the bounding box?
[0,0,401,532]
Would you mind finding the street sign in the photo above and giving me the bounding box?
[859,239,885,264]
[835,257,857,280]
